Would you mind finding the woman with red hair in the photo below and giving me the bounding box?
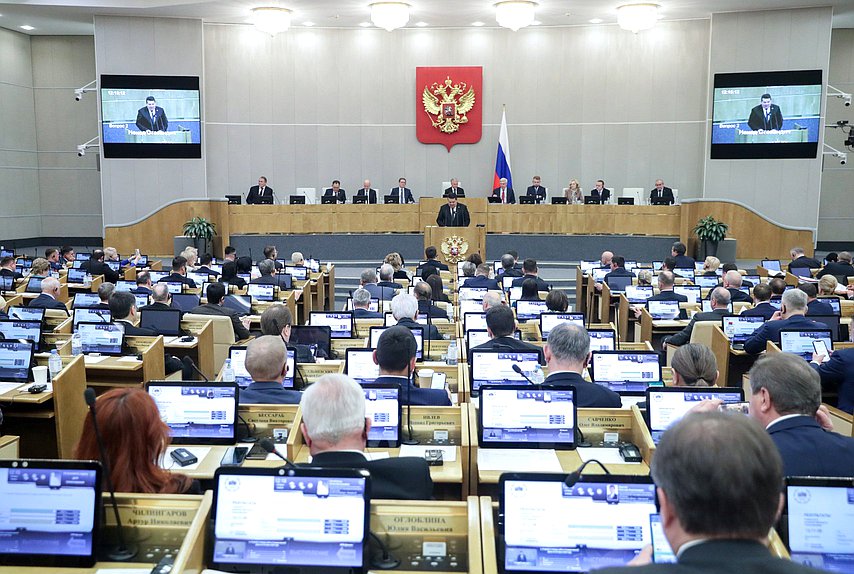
[74,388,200,494]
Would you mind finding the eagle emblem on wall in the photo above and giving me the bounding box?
[422,77,476,134]
[441,235,469,264]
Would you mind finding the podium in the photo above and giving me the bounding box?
[425,225,487,266]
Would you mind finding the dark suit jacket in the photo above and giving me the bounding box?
[363,283,397,301]
[603,267,635,287]
[250,274,278,286]
[469,336,544,364]
[725,287,752,303]
[375,375,451,407]
[135,106,168,131]
[159,272,196,288]
[436,203,470,227]
[767,415,854,477]
[389,187,414,204]
[81,259,120,284]
[747,103,784,130]
[246,185,273,205]
[595,539,827,574]
[543,371,622,408]
[353,308,383,319]
[139,301,173,313]
[812,348,854,413]
[238,381,302,405]
[443,187,465,197]
[396,317,442,341]
[525,185,547,200]
[417,299,448,320]
[744,314,826,355]
[511,274,550,292]
[115,319,155,337]
[28,293,67,311]
[806,299,835,316]
[463,275,500,291]
[377,281,404,290]
[741,302,776,321]
[355,188,377,204]
[499,267,523,278]
[323,188,347,203]
[666,308,732,347]
[789,255,821,270]
[0,268,24,281]
[649,186,674,204]
[195,265,220,277]
[189,303,251,340]
[673,255,696,269]
[491,187,516,204]
[816,261,854,279]
[421,259,449,273]
[306,451,433,500]
[590,187,611,203]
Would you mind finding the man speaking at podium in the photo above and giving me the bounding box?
[747,93,783,131]
[436,192,470,227]
[246,176,273,204]
[135,96,168,132]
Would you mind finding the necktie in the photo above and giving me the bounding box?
[451,209,456,222]
[765,113,770,127]
[150,112,155,127]
[502,188,506,203]
[399,188,403,203]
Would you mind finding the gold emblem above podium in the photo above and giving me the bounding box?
[422,77,476,135]
[441,235,469,264]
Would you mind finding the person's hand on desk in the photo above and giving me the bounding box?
[594,283,603,292]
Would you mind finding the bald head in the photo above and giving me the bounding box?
[245,335,288,382]
[600,251,613,266]
[723,270,743,289]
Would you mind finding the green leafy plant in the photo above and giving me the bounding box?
[692,216,728,242]
[182,217,217,241]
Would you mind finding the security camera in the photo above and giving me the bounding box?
[835,152,847,165]
[845,97,851,107]
[77,145,86,157]
[74,89,83,102]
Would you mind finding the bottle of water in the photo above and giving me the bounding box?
[222,359,235,382]
[71,332,82,356]
[530,364,545,385]
[83,273,92,287]
[48,350,63,381]
[446,340,458,366]
[446,305,454,322]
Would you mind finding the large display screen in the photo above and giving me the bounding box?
[147,383,238,444]
[100,75,201,159]
[711,70,822,159]
[785,482,854,573]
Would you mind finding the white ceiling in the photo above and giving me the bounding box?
[0,0,852,35]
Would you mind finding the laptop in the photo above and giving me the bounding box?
[345,348,380,386]
[673,267,695,281]
[673,285,702,304]
[791,267,812,278]
[469,350,541,395]
[77,322,124,355]
[346,297,380,313]
[247,283,275,302]
[362,382,401,448]
[589,351,662,395]
[0,459,102,568]
[624,285,654,304]
[164,281,184,295]
[762,259,782,273]
[222,294,252,315]
[499,473,657,573]
[694,275,720,289]
[479,385,577,449]
[289,325,332,360]
[369,326,423,360]
[287,266,309,281]
[809,315,841,342]
[646,387,744,444]
[72,292,101,309]
[539,312,585,340]
[7,306,44,322]
[229,346,295,389]
[170,292,200,312]
[146,381,238,445]
[605,275,633,293]
[25,277,44,293]
[646,300,681,320]
[0,319,42,352]
[66,268,87,284]
[209,466,370,573]
[722,315,765,349]
[588,329,617,352]
[782,477,854,574]
[0,340,35,384]
[516,300,548,322]
[274,273,293,290]
[779,329,833,360]
[140,308,182,336]
[466,329,492,350]
[310,311,354,339]
[73,308,111,330]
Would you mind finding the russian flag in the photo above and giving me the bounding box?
[493,108,512,191]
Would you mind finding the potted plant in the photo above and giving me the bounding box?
[692,215,728,258]
[181,216,217,255]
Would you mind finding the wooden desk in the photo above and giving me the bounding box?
[638,308,689,349]
[0,435,20,458]
[164,319,215,379]
[239,403,302,459]
[83,336,166,391]
[297,360,345,385]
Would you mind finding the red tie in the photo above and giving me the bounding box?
[502,188,506,203]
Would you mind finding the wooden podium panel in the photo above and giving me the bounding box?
[420,197,489,229]
[425,225,487,266]
[229,204,421,234]
[487,204,557,233]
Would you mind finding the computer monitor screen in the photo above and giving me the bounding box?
[114,280,136,292]
[106,260,121,272]
[0,275,13,291]
[147,382,238,444]
[516,300,548,322]
[673,285,702,304]
[480,386,576,449]
[163,282,184,295]
[310,311,354,339]
[464,312,487,332]
[369,327,422,360]
[809,315,841,342]
[7,306,44,322]
[646,387,744,444]
[762,259,782,272]
[72,293,101,309]
[592,268,609,283]
[187,272,210,287]
[0,320,42,352]
[347,297,379,313]
[229,346,295,389]
[222,295,252,315]
[646,300,680,320]
[588,329,617,352]
[287,266,309,281]
[247,283,275,302]
[66,268,86,284]
[345,348,380,386]
[589,351,662,395]
[466,329,491,350]
[362,383,400,448]
[73,308,111,329]
[817,297,842,316]
[458,286,488,301]
[0,340,35,382]
[140,308,182,336]
[170,292,200,312]
[210,468,369,571]
[701,300,734,314]
[508,287,523,302]
[673,268,695,281]
[722,315,765,344]
[25,277,44,293]
[469,350,541,394]
[605,275,633,293]
[624,285,654,303]
[289,326,332,360]
[694,275,719,289]
[134,293,150,309]
[148,271,168,282]
[539,313,584,340]
[77,322,124,355]
[273,273,293,290]
[780,329,833,360]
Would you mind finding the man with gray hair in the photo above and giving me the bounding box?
[250,259,277,285]
[748,353,854,477]
[94,282,115,310]
[482,291,504,311]
[788,246,821,270]
[28,277,68,311]
[413,281,448,320]
[817,250,854,279]
[744,289,824,355]
[351,287,382,319]
[499,253,522,278]
[543,323,621,407]
[299,373,433,500]
[291,251,305,266]
[391,293,442,340]
[721,270,751,303]
[360,268,395,301]
[664,287,732,348]
[460,261,476,278]
[376,264,403,290]
[140,282,172,312]
[239,336,302,405]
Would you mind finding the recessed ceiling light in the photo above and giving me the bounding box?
[531,20,541,25]
[415,21,428,27]
[302,21,315,26]
[20,25,35,30]
[359,21,372,27]
[471,21,485,26]
[588,18,603,24]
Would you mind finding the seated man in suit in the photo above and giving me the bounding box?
[632,270,688,319]
[355,179,377,204]
[250,259,278,286]
[246,176,273,205]
[389,177,415,204]
[664,287,733,348]
[744,289,825,355]
[482,291,504,311]
[139,283,172,312]
[374,326,451,406]
[60,246,75,266]
[590,179,611,203]
[81,249,120,284]
[194,253,220,278]
[261,246,283,271]
[740,282,776,320]
[720,270,752,303]
[465,264,501,291]
[300,373,433,500]
[749,353,854,477]
[596,411,825,574]
[436,193,470,227]
[323,180,347,204]
[542,322,621,407]
[28,277,67,311]
[351,287,383,319]
[817,250,854,279]
[45,248,64,272]
[498,253,523,278]
[596,255,634,292]
[392,293,442,340]
[510,258,550,291]
[360,269,397,301]
[525,175,547,202]
[649,178,674,204]
[811,347,854,414]
[109,291,155,336]
[159,256,197,288]
[798,283,834,316]
[92,282,114,311]
[377,264,404,291]
[469,304,543,363]
[788,246,821,270]
[670,241,695,269]
[238,336,302,405]
[0,256,23,281]
[259,303,316,364]
[413,282,447,320]
[133,272,153,295]
[491,177,516,204]
[443,178,465,197]
[420,246,449,275]
[190,282,251,340]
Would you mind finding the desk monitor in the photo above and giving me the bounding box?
[146,381,238,445]
[187,272,210,287]
[762,259,782,273]
[499,473,656,573]
[7,306,45,323]
[458,286,488,301]
[347,297,380,313]
[646,300,680,320]
[140,308,182,336]
[694,275,719,289]
[673,267,695,281]
[287,266,309,281]
[722,315,765,345]
[289,325,332,360]
[274,272,293,290]
[588,329,617,352]
[134,293,150,309]
[464,312,488,332]
[25,277,44,293]
[743,274,760,285]
[210,466,370,573]
[72,292,101,309]
[617,197,635,205]
[646,387,744,444]
[780,329,833,360]
[650,197,671,205]
[592,268,609,283]
[700,300,733,314]
[310,311,354,339]
[362,382,401,448]
[501,275,515,291]
[791,267,812,278]
[106,260,121,272]
[225,194,242,205]
[73,308,111,330]
[516,300,548,322]
[539,313,584,340]
[164,281,184,295]
[583,196,601,205]
[369,326,423,360]
[817,296,842,316]
[589,351,662,395]
[0,340,35,383]
[808,315,841,342]
[551,197,569,205]
[673,285,702,304]
[0,319,42,352]
[0,249,13,258]
[222,294,252,315]
[782,477,854,574]
[247,283,275,302]
[255,195,274,205]
[147,271,168,283]
[508,286,523,302]
[0,275,13,291]
[114,280,136,292]
[170,292,200,312]
[0,460,102,568]
[16,258,33,269]
[769,295,783,309]
[289,195,306,204]
[466,329,491,351]
[77,322,124,355]
[624,285,654,304]
[519,195,537,205]
[469,350,541,394]
[605,275,633,293]
[459,299,482,317]
[229,345,296,390]
[345,348,380,386]
[66,268,87,284]
[479,385,576,449]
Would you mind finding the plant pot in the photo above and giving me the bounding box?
[696,240,719,260]
[174,236,210,257]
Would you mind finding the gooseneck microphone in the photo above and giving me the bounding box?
[512,363,536,385]
[402,363,418,446]
[564,459,611,488]
[83,388,138,561]
[181,355,208,381]
[259,438,297,469]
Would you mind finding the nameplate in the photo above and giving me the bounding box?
[373,514,464,534]
[577,414,633,430]
[123,506,197,528]
[240,410,297,425]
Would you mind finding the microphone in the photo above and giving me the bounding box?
[512,363,536,386]
[259,438,297,468]
[181,355,208,381]
[564,459,611,488]
[402,363,418,446]
[83,388,137,561]
[369,531,401,569]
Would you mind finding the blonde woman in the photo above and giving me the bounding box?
[702,256,721,277]
[566,179,583,203]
